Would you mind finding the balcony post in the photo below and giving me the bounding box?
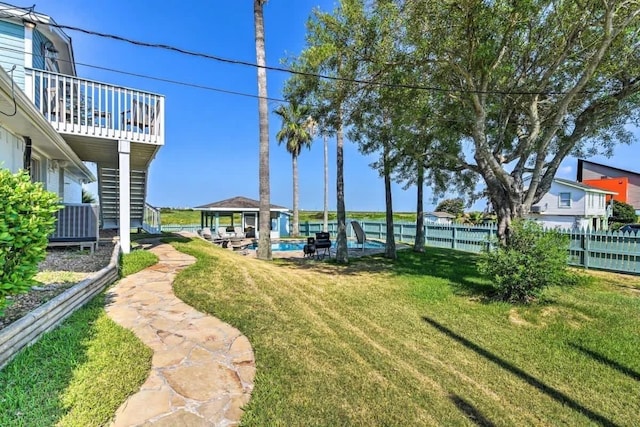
[119,140,131,253]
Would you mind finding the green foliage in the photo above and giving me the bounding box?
[479,220,573,303]
[81,188,96,204]
[274,101,314,157]
[0,169,60,312]
[121,250,158,277]
[0,295,151,426]
[435,198,465,216]
[609,200,636,224]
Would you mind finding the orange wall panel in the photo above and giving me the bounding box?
[583,177,628,203]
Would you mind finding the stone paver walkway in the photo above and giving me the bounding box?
[105,241,255,426]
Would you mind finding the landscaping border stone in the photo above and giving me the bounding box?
[0,242,121,370]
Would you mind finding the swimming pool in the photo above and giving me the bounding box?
[248,240,385,251]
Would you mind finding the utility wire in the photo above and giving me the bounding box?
[0,44,288,103]
[0,3,603,97]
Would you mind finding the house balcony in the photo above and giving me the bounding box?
[24,68,164,169]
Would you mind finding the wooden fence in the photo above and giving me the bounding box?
[161,220,640,274]
[300,220,640,275]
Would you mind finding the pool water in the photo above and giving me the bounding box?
[248,240,385,251]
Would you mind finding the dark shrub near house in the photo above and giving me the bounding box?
[0,169,60,313]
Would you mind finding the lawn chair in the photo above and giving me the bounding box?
[217,227,232,239]
[201,227,213,240]
[351,221,366,251]
[315,232,332,259]
[234,226,246,238]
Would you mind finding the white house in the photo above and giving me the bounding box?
[0,4,165,252]
[527,178,616,230]
[424,211,456,224]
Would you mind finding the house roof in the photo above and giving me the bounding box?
[577,159,640,180]
[425,211,456,218]
[554,178,618,195]
[194,196,289,211]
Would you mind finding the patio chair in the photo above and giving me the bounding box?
[121,99,158,133]
[351,221,366,251]
[234,226,246,239]
[201,227,213,240]
[217,227,232,239]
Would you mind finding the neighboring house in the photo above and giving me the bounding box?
[195,196,291,239]
[527,178,616,230]
[424,211,455,225]
[0,4,165,252]
[577,159,640,214]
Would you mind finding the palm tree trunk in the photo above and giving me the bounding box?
[414,162,425,252]
[254,0,271,260]
[335,117,348,263]
[323,133,329,233]
[292,153,299,237]
[383,143,396,259]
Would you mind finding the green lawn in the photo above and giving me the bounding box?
[169,238,640,426]
[160,208,417,225]
[0,251,156,427]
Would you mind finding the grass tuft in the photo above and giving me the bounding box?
[169,238,640,426]
[0,295,152,427]
[121,250,158,277]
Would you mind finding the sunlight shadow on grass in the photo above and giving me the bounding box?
[449,394,496,427]
[569,343,640,382]
[423,316,617,427]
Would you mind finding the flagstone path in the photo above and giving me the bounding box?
[105,240,255,426]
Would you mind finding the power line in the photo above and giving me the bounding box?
[0,44,288,103]
[0,2,598,97]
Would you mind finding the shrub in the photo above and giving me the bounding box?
[0,169,60,312]
[478,220,572,303]
[435,198,465,216]
[609,200,636,224]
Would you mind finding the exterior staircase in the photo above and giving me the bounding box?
[98,167,147,230]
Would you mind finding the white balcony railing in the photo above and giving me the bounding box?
[26,68,164,145]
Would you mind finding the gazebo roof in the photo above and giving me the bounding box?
[194,196,289,212]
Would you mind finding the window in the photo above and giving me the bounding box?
[30,158,41,183]
[559,192,571,208]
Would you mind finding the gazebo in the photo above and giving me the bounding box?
[194,196,291,239]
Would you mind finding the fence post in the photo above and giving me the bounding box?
[399,223,404,242]
[584,229,590,269]
[452,226,457,250]
[580,229,590,269]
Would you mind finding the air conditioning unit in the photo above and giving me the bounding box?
[530,205,546,213]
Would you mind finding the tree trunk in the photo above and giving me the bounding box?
[254,0,271,260]
[485,179,527,245]
[292,153,299,237]
[323,133,329,233]
[335,118,348,263]
[383,144,396,259]
[414,163,425,252]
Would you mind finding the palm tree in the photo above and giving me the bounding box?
[254,0,271,260]
[274,102,314,237]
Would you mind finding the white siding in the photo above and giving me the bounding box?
[526,215,578,230]
[534,181,586,216]
[46,161,61,198]
[62,169,82,203]
[0,124,24,172]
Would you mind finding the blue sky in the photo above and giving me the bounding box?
[33,1,640,212]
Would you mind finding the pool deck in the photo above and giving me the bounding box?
[247,239,409,259]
